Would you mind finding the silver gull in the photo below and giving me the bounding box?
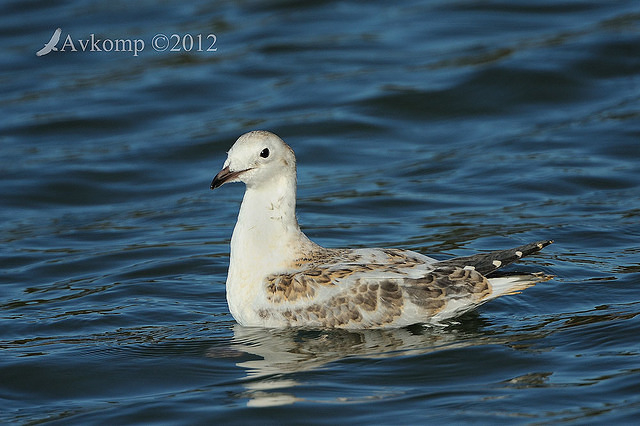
[210,130,553,329]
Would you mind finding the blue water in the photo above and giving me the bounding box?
[2,0,640,423]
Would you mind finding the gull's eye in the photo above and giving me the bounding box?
[260,148,270,158]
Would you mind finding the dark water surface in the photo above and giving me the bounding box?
[2,0,640,423]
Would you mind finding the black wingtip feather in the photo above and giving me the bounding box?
[435,240,553,276]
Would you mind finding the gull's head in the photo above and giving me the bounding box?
[210,130,296,190]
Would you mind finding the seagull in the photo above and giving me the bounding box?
[36,28,62,57]
[211,130,553,329]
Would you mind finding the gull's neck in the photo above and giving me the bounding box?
[230,173,315,275]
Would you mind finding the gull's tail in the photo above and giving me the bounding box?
[486,271,553,299]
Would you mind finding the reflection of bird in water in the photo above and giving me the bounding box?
[36,28,62,56]
[226,321,492,407]
[210,130,553,329]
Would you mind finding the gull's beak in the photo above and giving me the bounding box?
[210,166,248,190]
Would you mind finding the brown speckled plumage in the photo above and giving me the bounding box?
[257,243,546,328]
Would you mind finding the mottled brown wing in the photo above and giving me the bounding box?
[262,264,492,328]
[399,265,492,313]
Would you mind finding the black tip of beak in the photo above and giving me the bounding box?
[210,172,226,190]
[210,167,226,190]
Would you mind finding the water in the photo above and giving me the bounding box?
[2,0,640,423]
